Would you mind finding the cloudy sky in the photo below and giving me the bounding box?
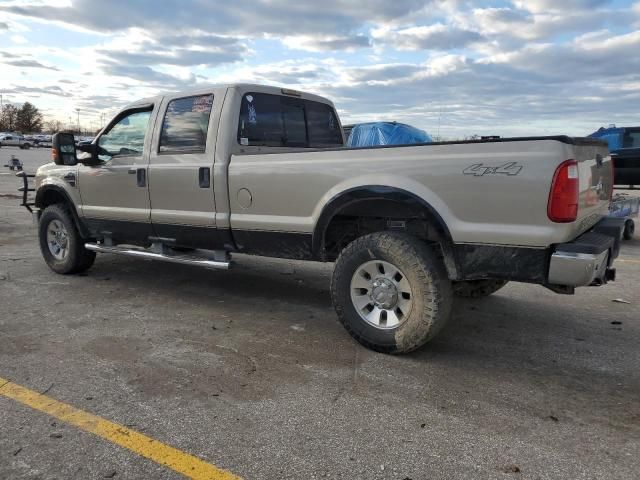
[0,0,639,137]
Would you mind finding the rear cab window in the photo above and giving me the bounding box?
[237,92,343,148]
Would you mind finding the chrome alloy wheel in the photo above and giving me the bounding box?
[46,219,69,261]
[349,260,413,329]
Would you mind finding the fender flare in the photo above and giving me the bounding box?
[312,185,459,277]
[35,185,90,238]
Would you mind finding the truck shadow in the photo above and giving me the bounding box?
[84,252,637,375]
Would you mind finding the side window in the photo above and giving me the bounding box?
[307,102,343,146]
[159,94,213,154]
[623,130,640,149]
[98,110,152,159]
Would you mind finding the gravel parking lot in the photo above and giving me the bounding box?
[1,147,639,479]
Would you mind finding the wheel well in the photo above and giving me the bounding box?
[36,188,68,209]
[35,186,89,238]
[314,188,459,278]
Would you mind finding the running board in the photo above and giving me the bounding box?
[85,243,231,270]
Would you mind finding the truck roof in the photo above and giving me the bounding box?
[121,83,335,111]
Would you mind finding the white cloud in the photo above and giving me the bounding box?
[10,34,28,43]
[372,23,483,50]
[282,34,371,52]
[512,0,610,14]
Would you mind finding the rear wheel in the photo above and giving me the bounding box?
[38,204,95,274]
[331,232,453,354]
[453,279,508,298]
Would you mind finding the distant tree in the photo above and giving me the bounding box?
[0,104,19,131]
[17,102,43,133]
[44,119,64,134]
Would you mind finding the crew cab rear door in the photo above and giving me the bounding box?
[147,90,224,248]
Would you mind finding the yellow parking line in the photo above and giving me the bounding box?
[0,377,241,480]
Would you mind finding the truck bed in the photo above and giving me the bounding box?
[228,136,612,248]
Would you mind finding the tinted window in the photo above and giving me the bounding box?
[307,102,342,146]
[238,93,284,147]
[98,110,151,159]
[237,92,343,148]
[623,130,640,149]
[282,103,307,147]
[160,94,213,153]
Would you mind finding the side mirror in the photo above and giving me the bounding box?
[76,142,100,165]
[52,133,78,166]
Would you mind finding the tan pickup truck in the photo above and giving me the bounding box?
[28,83,625,353]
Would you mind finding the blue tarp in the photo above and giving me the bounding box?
[347,122,432,147]
[588,127,624,152]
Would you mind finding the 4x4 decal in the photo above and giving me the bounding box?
[463,162,523,177]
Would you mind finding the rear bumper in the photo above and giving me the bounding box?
[548,218,625,287]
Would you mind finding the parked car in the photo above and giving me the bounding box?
[588,125,640,186]
[26,83,624,354]
[0,134,32,149]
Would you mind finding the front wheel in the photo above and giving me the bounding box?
[38,204,95,274]
[331,232,453,354]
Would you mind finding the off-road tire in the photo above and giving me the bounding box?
[331,232,453,354]
[39,204,95,274]
[453,279,508,298]
[623,220,635,240]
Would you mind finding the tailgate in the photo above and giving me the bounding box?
[572,139,613,236]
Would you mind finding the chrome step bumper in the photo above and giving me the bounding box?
[85,243,231,270]
[547,219,625,287]
[548,250,611,287]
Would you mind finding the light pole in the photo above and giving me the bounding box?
[75,108,80,134]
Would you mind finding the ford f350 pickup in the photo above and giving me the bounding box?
[28,84,625,353]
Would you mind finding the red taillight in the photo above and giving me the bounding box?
[548,159,579,223]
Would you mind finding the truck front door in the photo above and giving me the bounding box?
[77,105,156,244]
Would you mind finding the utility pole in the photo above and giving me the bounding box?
[75,108,80,134]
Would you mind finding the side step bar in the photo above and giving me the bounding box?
[85,243,231,270]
